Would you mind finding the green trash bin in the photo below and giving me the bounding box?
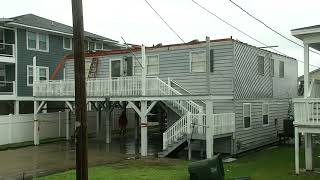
[188,154,225,180]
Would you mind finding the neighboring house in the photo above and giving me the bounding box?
[33,37,298,156]
[0,14,123,115]
[297,68,320,97]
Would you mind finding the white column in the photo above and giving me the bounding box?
[206,100,214,159]
[14,100,19,115]
[141,45,146,95]
[305,133,313,170]
[304,43,309,98]
[141,101,148,156]
[295,127,299,174]
[66,110,70,140]
[32,56,37,94]
[33,101,40,145]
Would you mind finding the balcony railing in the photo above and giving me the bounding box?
[0,81,15,95]
[0,43,14,57]
[294,98,320,125]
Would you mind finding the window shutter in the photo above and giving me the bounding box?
[126,57,133,76]
[270,59,274,77]
[210,49,214,72]
[279,61,284,78]
[257,56,264,75]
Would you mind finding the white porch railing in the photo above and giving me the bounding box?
[33,76,202,113]
[162,113,235,150]
[0,81,15,95]
[0,43,14,57]
[294,98,320,125]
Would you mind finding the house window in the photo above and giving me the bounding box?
[270,59,274,77]
[103,43,109,50]
[27,31,49,52]
[95,43,102,50]
[134,55,159,75]
[257,56,264,75]
[0,29,4,49]
[279,61,284,78]
[63,37,72,50]
[243,103,251,129]
[88,42,95,50]
[0,64,5,81]
[27,32,37,49]
[262,103,269,125]
[190,51,206,72]
[147,55,159,75]
[27,65,49,86]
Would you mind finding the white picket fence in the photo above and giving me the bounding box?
[0,111,98,146]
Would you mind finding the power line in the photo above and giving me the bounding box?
[143,0,230,80]
[120,36,143,68]
[191,0,320,69]
[228,0,320,56]
[143,0,186,43]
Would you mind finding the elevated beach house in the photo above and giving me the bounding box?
[32,37,298,158]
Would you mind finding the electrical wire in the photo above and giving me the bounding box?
[121,36,143,68]
[144,0,186,43]
[192,0,320,69]
[228,0,320,56]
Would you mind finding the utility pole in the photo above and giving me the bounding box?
[71,0,88,179]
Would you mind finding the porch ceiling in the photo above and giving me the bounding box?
[291,25,320,51]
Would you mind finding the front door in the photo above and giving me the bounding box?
[110,59,121,77]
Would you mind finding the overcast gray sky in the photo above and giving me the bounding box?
[1,0,320,75]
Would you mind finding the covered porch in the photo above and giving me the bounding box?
[292,25,320,174]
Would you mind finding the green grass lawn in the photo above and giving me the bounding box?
[37,145,320,180]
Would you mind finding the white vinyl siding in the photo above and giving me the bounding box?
[190,51,206,72]
[27,31,49,52]
[279,61,284,78]
[243,103,251,129]
[134,55,159,76]
[27,65,49,86]
[63,37,72,50]
[257,56,264,76]
[262,103,269,125]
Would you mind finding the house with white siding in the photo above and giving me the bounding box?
[32,37,298,158]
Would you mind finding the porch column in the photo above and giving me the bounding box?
[295,127,299,174]
[304,43,309,98]
[14,100,19,115]
[66,110,70,141]
[206,100,214,159]
[96,102,101,138]
[305,133,313,170]
[33,101,40,145]
[105,101,112,144]
[141,101,148,156]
